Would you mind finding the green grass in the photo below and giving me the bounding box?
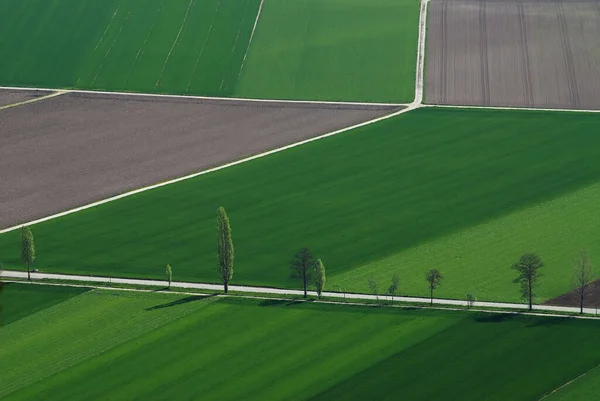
[545,365,600,401]
[1,108,600,302]
[235,0,420,102]
[0,287,215,397]
[0,0,260,96]
[3,286,600,400]
[0,283,88,326]
[0,0,418,101]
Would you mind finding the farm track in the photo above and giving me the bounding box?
[3,270,600,318]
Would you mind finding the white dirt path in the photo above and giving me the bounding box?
[0,91,67,111]
[3,270,599,318]
[413,0,430,105]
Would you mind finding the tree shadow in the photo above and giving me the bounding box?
[526,316,571,327]
[258,299,305,307]
[474,313,517,323]
[146,295,215,311]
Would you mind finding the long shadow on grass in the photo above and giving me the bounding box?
[146,294,215,311]
[473,313,516,323]
[258,299,306,307]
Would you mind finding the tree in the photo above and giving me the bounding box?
[314,259,326,298]
[368,278,379,303]
[0,278,4,323]
[216,207,234,294]
[512,253,543,311]
[573,250,594,314]
[466,293,476,308]
[388,273,400,302]
[166,264,173,289]
[290,248,315,298]
[21,226,35,281]
[426,269,443,305]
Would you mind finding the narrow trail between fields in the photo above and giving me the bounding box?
[3,270,600,318]
[0,91,67,111]
[413,0,429,106]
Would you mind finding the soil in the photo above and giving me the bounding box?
[545,279,600,309]
[0,89,48,107]
[0,90,397,229]
[425,0,600,109]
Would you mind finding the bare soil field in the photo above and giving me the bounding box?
[425,0,600,109]
[0,91,395,229]
[545,279,600,310]
[0,89,47,108]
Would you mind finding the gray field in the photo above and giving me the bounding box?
[0,91,395,229]
[0,89,47,108]
[425,0,600,109]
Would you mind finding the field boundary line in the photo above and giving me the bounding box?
[422,103,600,114]
[0,91,68,111]
[0,85,408,107]
[538,363,600,400]
[3,270,600,319]
[237,0,265,82]
[0,105,416,233]
[413,0,430,105]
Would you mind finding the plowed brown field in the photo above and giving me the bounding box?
[0,91,395,229]
[425,0,600,109]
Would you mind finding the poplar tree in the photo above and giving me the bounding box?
[314,259,326,298]
[217,207,234,294]
[21,226,35,281]
[166,264,173,289]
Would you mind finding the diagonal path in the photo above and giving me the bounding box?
[0,91,67,111]
[0,100,411,234]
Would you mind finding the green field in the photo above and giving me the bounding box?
[2,284,600,400]
[546,365,600,401]
[2,108,600,301]
[0,0,261,96]
[0,109,600,301]
[0,0,418,102]
[0,283,87,326]
[236,0,420,102]
[1,108,600,302]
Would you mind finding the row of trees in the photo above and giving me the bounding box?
[14,213,595,314]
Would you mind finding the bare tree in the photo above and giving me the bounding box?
[512,253,543,311]
[388,273,400,302]
[466,293,476,309]
[426,269,443,305]
[368,278,379,303]
[573,250,594,314]
[290,248,315,298]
